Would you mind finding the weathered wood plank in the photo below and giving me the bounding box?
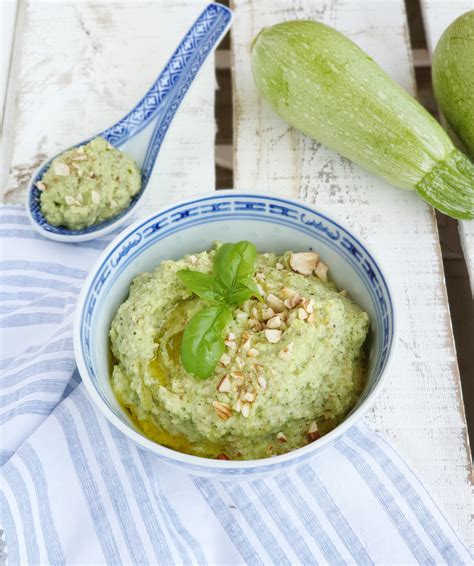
[420,0,474,292]
[231,0,472,543]
[1,0,217,211]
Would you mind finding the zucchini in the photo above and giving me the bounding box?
[251,21,474,220]
[432,11,474,157]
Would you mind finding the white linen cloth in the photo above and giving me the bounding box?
[0,206,471,565]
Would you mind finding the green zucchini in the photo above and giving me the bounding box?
[251,21,474,220]
[432,11,474,157]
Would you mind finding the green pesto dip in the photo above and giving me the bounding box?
[110,246,369,460]
[38,137,141,230]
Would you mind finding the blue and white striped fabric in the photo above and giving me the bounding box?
[1,205,471,565]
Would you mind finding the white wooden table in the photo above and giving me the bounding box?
[1,0,472,548]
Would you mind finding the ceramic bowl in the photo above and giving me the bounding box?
[74,191,397,478]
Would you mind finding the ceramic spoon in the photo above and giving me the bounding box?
[26,3,232,243]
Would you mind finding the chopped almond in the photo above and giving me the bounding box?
[276,432,287,443]
[297,308,308,321]
[275,262,284,270]
[314,261,328,282]
[91,190,101,204]
[266,294,285,312]
[264,329,282,343]
[278,346,292,361]
[65,195,76,205]
[227,332,237,341]
[217,375,232,393]
[266,315,281,329]
[36,181,46,191]
[279,287,297,300]
[248,348,259,358]
[307,421,320,441]
[257,375,267,389]
[241,403,250,418]
[189,255,198,265]
[241,334,251,353]
[212,401,232,420]
[256,272,265,281]
[261,306,275,321]
[290,252,319,275]
[283,292,302,309]
[54,162,70,176]
[243,391,255,402]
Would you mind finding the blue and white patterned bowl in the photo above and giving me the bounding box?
[74,192,397,478]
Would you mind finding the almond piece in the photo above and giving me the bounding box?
[297,308,308,321]
[65,195,76,206]
[276,432,287,443]
[241,334,251,353]
[257,375,267,389]
[307,421,320,442]
[278,346,292,361]
[264,329,282,343]
[236,312,247,321]
[241,403,250,418]
[234,399,242,413]
[91,190,101,204]
[279,287,297,300]
[252,320,265,332]
[304,298,315,314]
[256,272,265,281]
[110,200,118,209]
[284,293,302,309]
[261,307,275,321]
[307,313,316,324]
[266,294,285,312]
[290,252,319,275]
[243,391,255,402]
[217,375,232,392]
[256,283,266,297]
[54,162,70,176]
[227,332,237,341]
[189,255,198,265]
[287,311,297,324]
[36,181,46,191]
[212,401,232,420]
[248,348,259,358]
[275,262,284,270]
[266,315,281,329]
[219,353,232,368]
[314,261,328,282]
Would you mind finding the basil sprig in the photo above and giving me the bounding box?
[178,241,261,379]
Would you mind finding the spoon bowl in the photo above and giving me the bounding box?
[26,3,232,243]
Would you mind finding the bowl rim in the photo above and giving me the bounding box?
[73,190,398,470]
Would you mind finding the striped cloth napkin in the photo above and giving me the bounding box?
[1,205,471,565]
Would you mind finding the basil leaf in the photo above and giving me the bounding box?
[213,241,257,292]
[177,270,226,303]
[180,305,232,379]
[227,277,262,306]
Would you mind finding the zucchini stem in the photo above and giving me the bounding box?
[416,150,474,220]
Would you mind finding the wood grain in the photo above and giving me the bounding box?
[420,0,474,293]
[231,0,472,544]
[1,0,217,212]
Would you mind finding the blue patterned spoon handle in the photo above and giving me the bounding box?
[99,3,232,157]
